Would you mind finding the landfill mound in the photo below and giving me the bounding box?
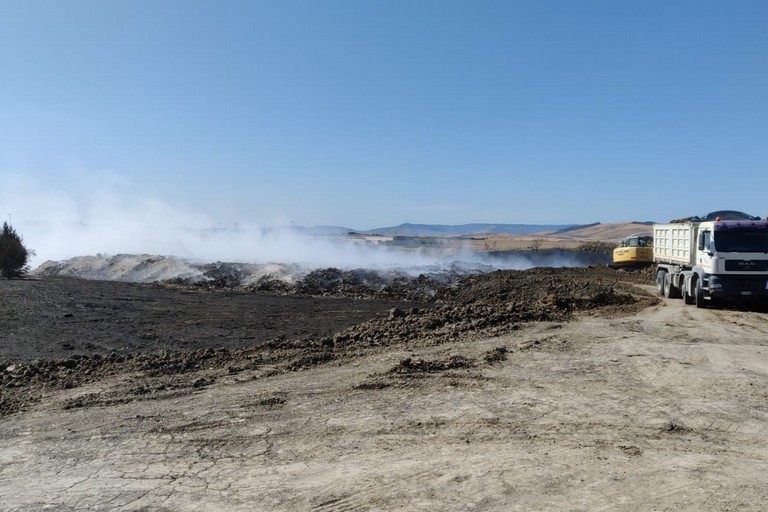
[32,249,615,298]
[33,254,486,301]
[1,264,656,416]
[33,254,208,283]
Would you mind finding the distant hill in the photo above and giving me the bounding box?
[358,223,577,237]
[234,224,580,237]
[267,222,661,240]
[554,222,602,234]
[551,222,655,241]
[289,225,355,235]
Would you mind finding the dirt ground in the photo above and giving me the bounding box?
[3,266,768,510]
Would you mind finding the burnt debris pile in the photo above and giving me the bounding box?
[332,266,656,348]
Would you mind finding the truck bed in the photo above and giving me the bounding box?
[653,223,695,266]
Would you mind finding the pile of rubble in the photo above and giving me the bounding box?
[332,266,655,348]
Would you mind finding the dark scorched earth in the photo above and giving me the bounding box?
[0,265,656,416]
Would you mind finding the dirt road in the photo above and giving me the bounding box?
[2,280,768,511]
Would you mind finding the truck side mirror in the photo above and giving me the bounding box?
[698,233,705,251]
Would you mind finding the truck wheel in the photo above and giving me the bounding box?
[663,272,678,298]
[694,278,705,308]
[656,271,666,296]
[682,277,694,304]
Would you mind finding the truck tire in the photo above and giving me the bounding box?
[663,272,678,298]
[656,270,666,296]
[694,277,705,308]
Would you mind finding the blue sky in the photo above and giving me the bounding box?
[2,0,768,231]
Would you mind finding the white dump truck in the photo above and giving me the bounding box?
[654,212,768,307]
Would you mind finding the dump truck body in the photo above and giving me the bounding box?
[653,224,695,266]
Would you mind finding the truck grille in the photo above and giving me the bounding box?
[724,260,768,272]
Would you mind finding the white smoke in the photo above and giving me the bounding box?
[0,171,463,270]
[2,171,603,278]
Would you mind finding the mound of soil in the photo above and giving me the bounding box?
[332,266,655,348]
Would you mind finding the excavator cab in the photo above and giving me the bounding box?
[612,233,654,265]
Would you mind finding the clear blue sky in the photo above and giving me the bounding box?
[2,0,768,230]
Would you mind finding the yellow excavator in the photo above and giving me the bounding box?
[612,233,653,266]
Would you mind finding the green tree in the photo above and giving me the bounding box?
[0,222,32,279]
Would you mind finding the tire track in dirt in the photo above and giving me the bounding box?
[309,468,435,512]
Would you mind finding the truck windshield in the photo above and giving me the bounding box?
[713,230,768,253]
[621,235,652,248]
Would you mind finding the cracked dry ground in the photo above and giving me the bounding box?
[4,267,768,510]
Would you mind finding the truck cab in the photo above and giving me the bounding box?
[693,220,768,301]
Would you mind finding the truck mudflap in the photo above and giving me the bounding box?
[706,275,768,299]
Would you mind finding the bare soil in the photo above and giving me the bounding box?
[3,266,768,510]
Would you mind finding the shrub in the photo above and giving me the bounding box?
[0,222,32,279]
